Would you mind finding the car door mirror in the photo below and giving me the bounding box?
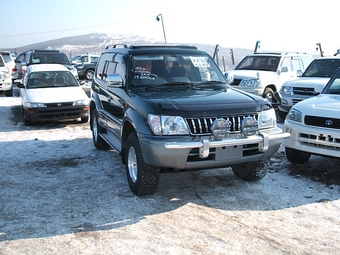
[106,74,123,87]
[281,67,288,73]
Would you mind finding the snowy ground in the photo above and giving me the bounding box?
[0,93,339,255]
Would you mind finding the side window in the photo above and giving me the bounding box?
[114,54,126,85]
[95,53,113,80]
[281,59,292,72]
[291,59,302,71]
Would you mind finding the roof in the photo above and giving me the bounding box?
[28,63,69,72]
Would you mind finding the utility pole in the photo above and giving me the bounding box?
[156,14,167,43]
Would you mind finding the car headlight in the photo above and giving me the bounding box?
[26,102,46,108]
[240,79,260,87]
[281,86,293,95]
[258,109,276,129]
[286,108,302,122]
[148,114,189,135]
[73,99,88,106]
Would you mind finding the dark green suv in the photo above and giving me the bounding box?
[90,44,289,196]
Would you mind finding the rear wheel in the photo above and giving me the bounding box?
[91,109,110,150]
[232,161,267,181]
[285,147,311,164]
[125,132,160,196]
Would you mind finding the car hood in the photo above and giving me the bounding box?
[226,70,276,79]
[283,77,330,89]
[293,94,340,117]
[25,87,89,103]
[134,86,271,116]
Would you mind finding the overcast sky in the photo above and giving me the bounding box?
[2,0,339,55]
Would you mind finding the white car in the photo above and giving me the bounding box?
[0,54,12,96]
[17,64,89,126]
[283,66,340,164]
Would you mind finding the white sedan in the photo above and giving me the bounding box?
[17,64,89,125]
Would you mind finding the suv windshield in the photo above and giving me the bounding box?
[236,56,280,71]
[31,53,70,65]
[131,53,225,86]
[302,59,340,78]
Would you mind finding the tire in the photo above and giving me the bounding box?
[81,116,89,123]
[5,88,13,97]
[278,110,287,121]
[91,109,110,150]
[263,88,275,104]
[232,161,267,181]
[85,70,94,80]
[285,147,311,164]
[125,132,160,196]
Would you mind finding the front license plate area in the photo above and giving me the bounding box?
[215,145,242,160]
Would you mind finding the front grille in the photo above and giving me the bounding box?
[299,133,340,151]
[305,115,340,129]
[186,115,258,135]
[45,102,74,107]
[230,79,241,85]
[293,87,319,96]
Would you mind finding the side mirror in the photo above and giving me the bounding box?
[281,67,288,73]
[296,70,303,77]
[106,74,123,87]
[224,72,234,84]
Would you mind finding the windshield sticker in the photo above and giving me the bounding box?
[191,57,210,68]
[133,68,155,80]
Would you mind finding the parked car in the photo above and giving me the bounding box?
[75,57,98,80]
[0,54,12,97]
[14,49,78,81]
[283,66,340,164]
[70,54,99,65]
[275,57,340,119]
[17,64,89,126]
[90,44,290,196]
[0,51,15,95]
[12,51,26,82]
[225,52,313,104]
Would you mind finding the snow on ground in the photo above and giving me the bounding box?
[0,94,339,255]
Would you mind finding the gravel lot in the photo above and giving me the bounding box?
[0,94,340,255]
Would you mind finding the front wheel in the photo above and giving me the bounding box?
[125,132,160,196]
[263,88,275,104]
[285,147,311,164]
[91,109,110,150]
[85,70,94,80]
[232,161,267,181]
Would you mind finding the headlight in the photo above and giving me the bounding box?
[281,86,293,95]
[26,102,46,108]
[240,79,260,87]
[73,99,87,106]
[287,108,302,122]
[258,109,276,129]
[148,114,189,135]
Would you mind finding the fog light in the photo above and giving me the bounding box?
[241,117,258,137]
[211,118,231,139]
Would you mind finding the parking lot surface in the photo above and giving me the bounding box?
[0,95,340,255]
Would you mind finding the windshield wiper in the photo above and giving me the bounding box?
[145,81,194,90]
[192,80,226,86]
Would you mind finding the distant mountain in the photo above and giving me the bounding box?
[2,33,254,70]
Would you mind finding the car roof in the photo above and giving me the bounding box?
[28,63,69,72]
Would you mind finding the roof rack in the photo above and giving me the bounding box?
[129,44,197,50]
[105,44,128,49]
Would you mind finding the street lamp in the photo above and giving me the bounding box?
[156,14,167,43]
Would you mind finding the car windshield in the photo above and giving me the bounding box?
[31,53,70,65]
[236,56,280,71]
[131,53,226,87]
[302,59,340,78]
[322,68,340,94]
[26,71,78,89]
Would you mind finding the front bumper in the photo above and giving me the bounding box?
[24,106,89,122]
[139,127,290,170]
[283,120,340,158]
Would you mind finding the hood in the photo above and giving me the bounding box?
[283,77,330,90]
[133,86,270,117]
[293,94,340,118]
[25,86,89,104]
[226,70,277,79]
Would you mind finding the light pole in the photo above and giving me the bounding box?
[156,14,167,43]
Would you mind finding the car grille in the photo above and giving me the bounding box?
[230,79,241,86]
[305,115,340,130]
[299,133,340,151]
[293,87,319,96]
[185,114,258,135]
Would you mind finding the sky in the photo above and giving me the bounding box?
[1,0,339,56]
